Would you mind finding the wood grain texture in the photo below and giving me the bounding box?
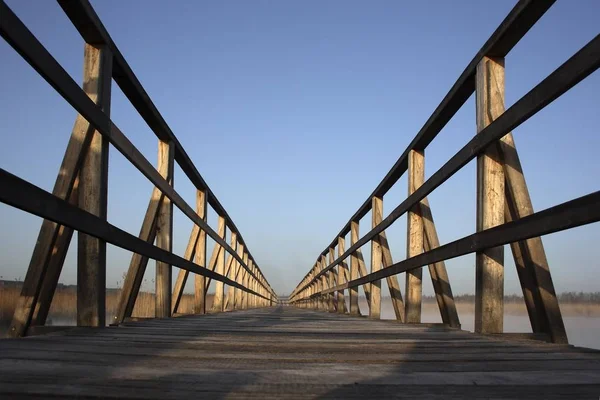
[421,196,461,328]
[2,307,599,399]
[406,149,424,323]
[193,189,208,314]
[211,216,227,312]
[475,56,505,334]
[370,196,383,319]
[232,244,245,310]
[155,140,175,318]
[77,43,112,328]
[224,232,238,311]
[336,237,346,314]
[287,0,555,288]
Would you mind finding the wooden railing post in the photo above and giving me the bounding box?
[223,232,238,311]
[194,189,208,314]
[370,196,383,319]
[328,248,336,313]
[77,43,113,327]
[242,259,251,309]
[349,221,360,315]
[319,257,326,311]
[232,243,245,310]
[475,56,505,334]
[406,149,424,323]
[211,216,227,312]
[421,196,461,328]
[337,238,347,314]
[9,42,113,336]
[155,140,175,318]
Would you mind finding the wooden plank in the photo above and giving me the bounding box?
[294,33,600,296]
[406,149,424,323]
[379,231,405,321]
[349,222,360,315]
[234,250,247,309]
[171,215,202,314]
[475,56,505,334]
[211,216,227,312]
[113,188,163,324]
[318,190,600,296]
[336,238,346,314]
[0,170,270,300]
[77,43,112,327]
[421,196,461,328]
[0,3,269,293]
[488,84,568,344]
[328,249,336,313]
[30,179,78,326]
[155,140,174,318]
[224,232,238,311]
[232,244,245,310]
[57,1,275,295]
[3,307,600,400]
[295,0,556,281]
[194,189,208,314]
[370,196,383,319]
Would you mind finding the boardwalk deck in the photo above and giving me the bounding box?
[1,307,600,399]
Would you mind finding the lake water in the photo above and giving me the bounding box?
[374,302,600,350]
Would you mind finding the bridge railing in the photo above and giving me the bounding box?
[289,0,599,344]
[0,0,277,338]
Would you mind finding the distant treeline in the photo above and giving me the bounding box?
[421,292,600,304]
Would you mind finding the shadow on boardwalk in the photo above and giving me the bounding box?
[1,306,600,399]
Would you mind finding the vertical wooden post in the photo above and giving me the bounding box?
[155,140,174,318]
[243,259,252,309]
[406,149,424,323]
[212,216,227,312]
[337,238,346,314]
[224,232,238,311]
[370,196,383,319]
[249,266,255,308]
[321,256,328,312]
[171,222,201,314]
[349,221,360,315]
[328,248,336,313]
[194,189,208,314]
[475,56,505,334]
[77,44,112,327]
[315,261,321,310]
[233,243,245,310]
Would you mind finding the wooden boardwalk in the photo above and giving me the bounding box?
[1,306,600,399]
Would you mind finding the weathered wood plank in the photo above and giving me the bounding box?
[224,232,238,311]
[421,196,461,328]
[194,189,208,314]
[475,56,505,334]
[171,212,202,314]
[370,196,383,319]
[77,43,112,328]
[155,140,175,318]
[294,33,600,296]
[406,149,424,323]
[211,216,227,312]
[2,307,600,399]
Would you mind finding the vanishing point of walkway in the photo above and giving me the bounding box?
[1,306,600,399]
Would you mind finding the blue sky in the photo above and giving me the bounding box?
[0,0,598,297]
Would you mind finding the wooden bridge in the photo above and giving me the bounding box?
[1,0,599,398]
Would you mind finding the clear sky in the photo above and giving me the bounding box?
[1,0,598,297]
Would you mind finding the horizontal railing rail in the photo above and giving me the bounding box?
[0,0,277,337]
[289,0,599,345]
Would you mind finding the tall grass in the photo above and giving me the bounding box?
[0,286,215,327]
